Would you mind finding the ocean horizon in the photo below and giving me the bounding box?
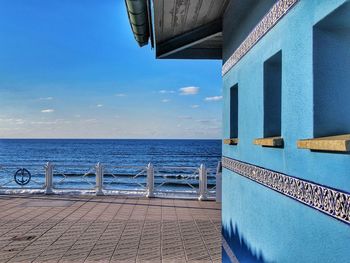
[0,139,221,191]
[0,138,221,165]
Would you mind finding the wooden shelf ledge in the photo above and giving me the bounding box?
[254,137,284,147]
[297,134,350,152]
[223,138,238,145]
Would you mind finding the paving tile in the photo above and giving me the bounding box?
[0,195,221,262]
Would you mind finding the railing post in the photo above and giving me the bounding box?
[44,162,54,194]
[216,161,222,203]
[198,164,207,201]
[146,163,154,198]
[95,162,104,196]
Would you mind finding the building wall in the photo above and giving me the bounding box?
[223,0,277,63]
[221,0,350,262]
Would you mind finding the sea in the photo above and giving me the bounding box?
[0,139,221,193]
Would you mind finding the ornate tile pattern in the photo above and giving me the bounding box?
[222,157,350,225]
[222,0,299,76]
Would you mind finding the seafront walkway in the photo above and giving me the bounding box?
[0,195,221,263]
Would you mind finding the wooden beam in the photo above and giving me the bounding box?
[297,134,350,152]
[254,137,284,147]
[223,138,239,145]
[161,48,222,59]
[156,19,222,58]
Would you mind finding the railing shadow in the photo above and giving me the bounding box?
[222,220,271,263]
[0,193,221,210]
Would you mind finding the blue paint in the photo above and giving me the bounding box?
[222,0,350,262]
[222,169,350,263]
[223,0,277,62]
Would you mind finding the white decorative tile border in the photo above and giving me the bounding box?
[222,0,299,76]
[222,157,350,225]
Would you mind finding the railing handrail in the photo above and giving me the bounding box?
[0,163,218,172]
[53,164,96,168]
[0,161,220,201]
[104,166,147,170]
[155,166,199,169]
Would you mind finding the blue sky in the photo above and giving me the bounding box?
[0,0,222,139]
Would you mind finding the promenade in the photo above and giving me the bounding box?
[0,195,221,263]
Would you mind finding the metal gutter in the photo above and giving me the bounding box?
[125,0,151,47]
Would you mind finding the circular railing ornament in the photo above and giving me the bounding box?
[14,168,31,186]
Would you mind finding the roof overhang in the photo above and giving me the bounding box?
[156,19,222,59]
[125,0,229,59]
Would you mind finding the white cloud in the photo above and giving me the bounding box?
[159,90,175,94]
[161,99,170,103]
[83,118,98,123]
[30,119,71,125]
[177,116,192,120]
[41,109,54,113]
[179,86,199,95]
[0,118,12,122]
[96,104,103,108]
[31,121,56,125]
[0,118,25,125]
[196,119,212,124]
[115,93,126,97]
[39,97,53,101]
[207,126,221,130]
[204,96,223,102]
[57,119,72,124]
[15,119,25,125]
[0,127,23,131]
[196,118,219,124]
[191,105,200,108]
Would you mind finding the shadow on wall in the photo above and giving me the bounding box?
[222,220,272,263]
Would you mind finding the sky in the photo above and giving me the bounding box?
[0,0,222,139]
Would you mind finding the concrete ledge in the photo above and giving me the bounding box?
[223,138,238,145]
[297,134,350,152]
[254,137,284,147]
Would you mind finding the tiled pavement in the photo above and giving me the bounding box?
[0,195,221,263]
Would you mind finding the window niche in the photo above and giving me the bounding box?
[314,3,350,137]
[224,84,238,145]
[298,2,350,152]
[254,51,284,148]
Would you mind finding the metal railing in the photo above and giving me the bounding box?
[102,165,148,194]
[51,164,96,191]
[0,164,45,192]
[0,162,222,201]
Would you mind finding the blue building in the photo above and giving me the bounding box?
[125,0,350,262]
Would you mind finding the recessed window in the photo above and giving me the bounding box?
[298,2,350,152]
[263,51,282,138]
[230,84,238,139]
[313,2,350,138]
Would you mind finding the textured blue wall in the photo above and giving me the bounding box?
[222,0,350,262]
[223,0,277,63]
